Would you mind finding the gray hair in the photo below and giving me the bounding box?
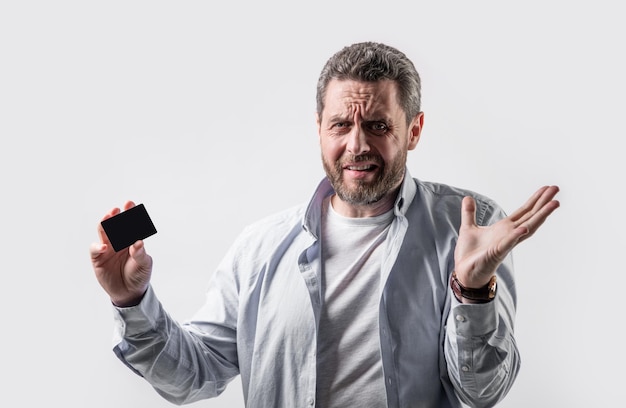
[316,42,422,125]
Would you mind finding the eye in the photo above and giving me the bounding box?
[368,121,388,134]
[330,121,352,133]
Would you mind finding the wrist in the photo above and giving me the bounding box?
[450,271,497,304]
[111,289,147,308]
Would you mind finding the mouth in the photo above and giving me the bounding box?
[341,161,380,181]
[344,163,378,172]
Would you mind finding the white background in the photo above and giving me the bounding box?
[1,1,623,407]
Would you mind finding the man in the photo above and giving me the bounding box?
[90,42,560,408]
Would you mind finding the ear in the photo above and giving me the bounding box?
[407,111,424,150]
[316,112,323,141]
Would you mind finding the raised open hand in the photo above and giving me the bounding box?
[89,201,153,307]
[454,185,560,288]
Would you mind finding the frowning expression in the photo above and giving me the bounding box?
[317,79,422,211]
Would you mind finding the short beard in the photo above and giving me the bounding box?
[322,151,406,206]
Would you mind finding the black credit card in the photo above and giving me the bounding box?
[100,203,157,252]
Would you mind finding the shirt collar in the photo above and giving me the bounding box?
[394,167,417,217]
[302,167,417,239]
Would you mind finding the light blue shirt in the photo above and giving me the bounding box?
[112,168,520,408]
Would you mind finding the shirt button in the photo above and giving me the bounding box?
[308,397,314,406]
[461,365,470,372]
[456,315,466,322]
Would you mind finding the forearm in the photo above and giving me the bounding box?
[112,286,239,405]
[444,287,520,407]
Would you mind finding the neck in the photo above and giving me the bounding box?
[331,189,398,218]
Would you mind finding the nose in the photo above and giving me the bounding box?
[346,125,370,155]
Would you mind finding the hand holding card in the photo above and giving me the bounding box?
[100,203,158,252]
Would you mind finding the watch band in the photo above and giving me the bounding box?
[450,271,497,303]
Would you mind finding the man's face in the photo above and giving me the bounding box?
[317,79,423,208]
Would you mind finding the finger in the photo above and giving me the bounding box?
[517,198,560,241]
[123,200,136,211]
[508,186,549,222]
[509,185,560,224]
[460,196,477,229]
[96,201,136,244]
[518,187,560,228]
[528,185,560,215]
[129,240,152,268]
[495,186,559,254]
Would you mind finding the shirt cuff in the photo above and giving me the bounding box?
[449,289,498,337]
[112,285,162,341]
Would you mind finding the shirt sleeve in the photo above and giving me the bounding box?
[111,284,240,405]
[443,257,521,408]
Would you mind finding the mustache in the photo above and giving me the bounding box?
[339,154,383,166]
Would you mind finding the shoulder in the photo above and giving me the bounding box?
[415,179,496,205]
[241,203,306,236]
[413,179,506,224]
[229,203,307,254]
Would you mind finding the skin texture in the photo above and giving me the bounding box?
[454,185,559,289]
[90,78,560,306]
[317,79,422,218]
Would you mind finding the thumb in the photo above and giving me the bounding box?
[460,196,477,229]
[89,242,109,263]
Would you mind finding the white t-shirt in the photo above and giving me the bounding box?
[316,196,394,408]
